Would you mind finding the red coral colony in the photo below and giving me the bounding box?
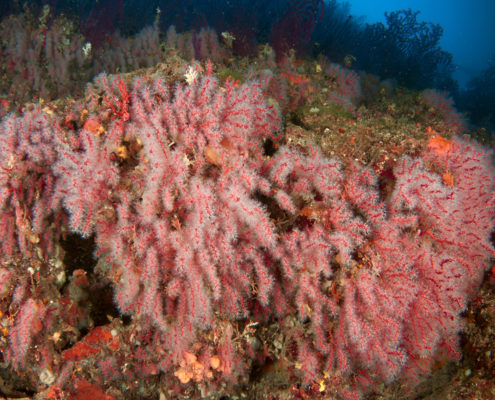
[0,9,494,400]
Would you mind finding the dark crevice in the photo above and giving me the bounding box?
[60,233,121,326]
[60,233,97,277]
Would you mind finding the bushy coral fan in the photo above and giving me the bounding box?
[0,65,494,399]
[0,107,65,258]
[356,9,455,90]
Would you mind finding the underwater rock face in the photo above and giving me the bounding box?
[0,2,494,400]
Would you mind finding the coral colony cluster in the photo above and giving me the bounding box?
[0,9,494,400]
[1,65,494,399]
